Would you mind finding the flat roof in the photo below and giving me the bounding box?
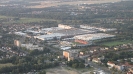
[34,33,65,39]
[42,27,64,32]
[14,32,27,36]
[74,33,115,41]
[25,30,41,34]
[53,28,95,36]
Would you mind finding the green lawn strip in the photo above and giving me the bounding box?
[14,18,55,23]
[101,40,133,47]
[0,63,14,68]
[3,18,58,24]
[0,15,13,19]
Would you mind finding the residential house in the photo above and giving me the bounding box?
[92,58,101,63]
[107,61,115,69]
[129,67,133,73]
[115,65,127,71]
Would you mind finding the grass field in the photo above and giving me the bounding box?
[15,18,56,23]
[0,15,12,19]
[0,63,14,68]
[2,17,60,24]
[27,0,121,8]
[101,40,133,47]
[0,15,59,24]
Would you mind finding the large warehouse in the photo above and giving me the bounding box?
[34,33,65,41]
[41,27,64,34]
[53,28,95,37]
[15,24,115,42]
[74,33,115,44]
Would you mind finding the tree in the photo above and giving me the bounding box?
[39,70,46,74]
[90,71,94,74]
[78,63,85,68]
[72,63,78,68]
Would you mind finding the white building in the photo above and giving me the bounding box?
[34,33,65,41]
[14,32,27,37]
[74,33,115,41]
[107,61,115,68]
[61,46,71,50]
[41,27,64,33]
[58,24,72,29]
[80,25,116,32]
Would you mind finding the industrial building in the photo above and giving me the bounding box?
[34,33,65,41]
[80,25,98,31]
[74,33,115,41]
[75,39,89,44]
[14,32,27,36]
[80,25,116,32]
[53,28,95,37]
[60,41,73,50]
[41,27,64,34]
[14,24,115,44]
[34,25,95,41]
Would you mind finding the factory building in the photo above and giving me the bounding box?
[34,33,65,41]
[74,33,115,44]
[41,27,64,34]
[14,32,27,37]
[80,25,98,31]
[80,25,116,32]
[53,28,95,37]
[75,39,88,44]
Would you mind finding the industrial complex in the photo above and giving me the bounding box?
[14,24,115,50]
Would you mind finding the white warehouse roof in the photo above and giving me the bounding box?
[14,32,27,36]
[34,33,65,40]
[74,33,115,41]
[42,27,64,32]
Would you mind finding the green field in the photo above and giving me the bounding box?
[101,40,133,47]
[0,15,12,19]
[0,15,60,24]
[3,18,58,24]
[0,63,14,68]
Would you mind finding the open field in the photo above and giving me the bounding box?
[101,40,133,47]
[0,15,12,19]
[0,63,14,68]
[2,17,60,24]
[14,18,57,23]
[27,0,121,8]
[0,15,60,24]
